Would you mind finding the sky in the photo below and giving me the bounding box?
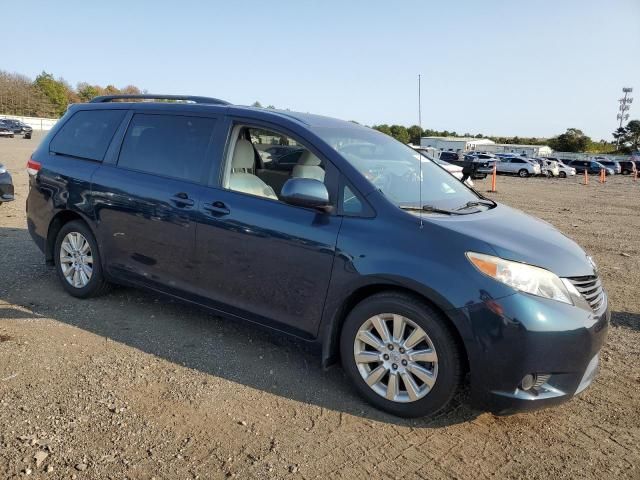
[4,0,639,140]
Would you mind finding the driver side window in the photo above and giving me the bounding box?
[224,126,328,201]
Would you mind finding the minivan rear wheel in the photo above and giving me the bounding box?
[340,292,462,417]
[54,220,111,298]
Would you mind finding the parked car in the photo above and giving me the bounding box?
[461,153,497,179]
[0,118,33,138]
[440,151,495,179]
[413,148,474,187]
[529,158,554,177]
[565,160,613,175]
[0,163,14,204]
[617,160,637,175]
[438,151,461,163]
[26,94,609,417]
[495,157,541,177]
[540,159,560,177]
[555,161,577,178]
[595,159,621,174]
[0,122,15,138]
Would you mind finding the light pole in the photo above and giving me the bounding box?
[616,87,633,150]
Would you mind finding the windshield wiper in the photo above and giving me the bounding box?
[399,205,463,215]
[455,199,496,211]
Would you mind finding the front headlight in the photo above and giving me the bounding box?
[466,252,573,304]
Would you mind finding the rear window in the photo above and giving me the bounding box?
[117,114,216,183]
[50,110,125,161]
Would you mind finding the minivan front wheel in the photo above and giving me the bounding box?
[54,220,110,298]
[518,169,529,177]
[340,292,462,417]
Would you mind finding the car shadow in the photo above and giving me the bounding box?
[610,311,640,332]
[0,228,480,427]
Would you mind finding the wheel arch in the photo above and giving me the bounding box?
[321,283,470,375]
[45,210,97,264]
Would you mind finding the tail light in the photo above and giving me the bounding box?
[27,157,41,177]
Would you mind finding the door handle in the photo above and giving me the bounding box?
[170,192,195,207]
[204,201,230,216]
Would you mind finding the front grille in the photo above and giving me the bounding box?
[567,276,605,312]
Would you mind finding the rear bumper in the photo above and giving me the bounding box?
[454,291,609,414]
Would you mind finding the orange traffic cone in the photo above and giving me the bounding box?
[490,164,497,193]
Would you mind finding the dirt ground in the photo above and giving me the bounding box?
[0,133,638,479]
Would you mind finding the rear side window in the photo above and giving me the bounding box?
[117,114,216,183]
[50,110,125,161]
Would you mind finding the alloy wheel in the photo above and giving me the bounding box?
[59,232,93,288]
[353,314,438,403]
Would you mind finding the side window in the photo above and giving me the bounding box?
[342,184,363,215]
[224,126,328,201]
[50,110,125,161]
[118,114,216,183]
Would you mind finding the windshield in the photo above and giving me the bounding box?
[313,125,481,210]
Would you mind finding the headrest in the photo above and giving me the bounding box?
[298,150,321,166]
[232,139,255,169]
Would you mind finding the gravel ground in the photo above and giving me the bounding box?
[0,133,639,479]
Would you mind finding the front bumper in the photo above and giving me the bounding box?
[454,291,609,414]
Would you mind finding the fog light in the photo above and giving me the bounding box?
[520,374,536,391]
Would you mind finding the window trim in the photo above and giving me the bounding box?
[338,177,375,218]
[113,111,219,186]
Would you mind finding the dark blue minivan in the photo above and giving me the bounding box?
[26,95,609,417]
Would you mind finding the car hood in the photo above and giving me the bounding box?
[431,203,595,277]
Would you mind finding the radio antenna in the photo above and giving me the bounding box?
[418,74,423,228]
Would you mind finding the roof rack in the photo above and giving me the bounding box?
[89,94,231,105]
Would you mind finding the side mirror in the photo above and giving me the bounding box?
[281,177,332,212]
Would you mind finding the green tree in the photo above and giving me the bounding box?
[251,101,263,108]
[373,124,392,136]
[548,128,591,152]
[77,82,101,102]
[627,120,640,151]
[34,71,70,116]
[389,125,410,144]
[407,125,422,144]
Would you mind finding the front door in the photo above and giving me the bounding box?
[192,122,342,337]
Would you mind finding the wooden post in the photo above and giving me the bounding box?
[584,169,589,185]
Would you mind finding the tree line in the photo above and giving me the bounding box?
[2,72,636,154]
[0,69,143,118]
[369,124,634,154]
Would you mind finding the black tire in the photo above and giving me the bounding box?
[559,171,567,178]
[518,169,529,178]
[622,170,630,175]
[54,220,111,298]
[339,292,463,418]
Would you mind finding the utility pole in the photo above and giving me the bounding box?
[616,87,633,150]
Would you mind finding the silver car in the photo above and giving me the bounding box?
[555,161,576,178]
[495,157,541,177]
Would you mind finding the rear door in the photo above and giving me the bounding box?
[92,111,219,294]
